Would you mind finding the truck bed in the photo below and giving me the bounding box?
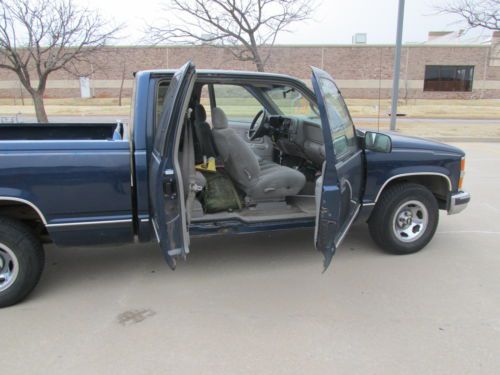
[0,123,123,141]
[0,122,134,246]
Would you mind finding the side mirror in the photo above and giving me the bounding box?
[364,131,392,153]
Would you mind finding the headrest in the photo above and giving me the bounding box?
[212,107,228,129]
[194,104,206,123]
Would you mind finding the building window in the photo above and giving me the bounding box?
[424,65,474,92]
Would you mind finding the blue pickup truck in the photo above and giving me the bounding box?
[0,62,470,307]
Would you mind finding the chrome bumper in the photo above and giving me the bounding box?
[448,191,470,215]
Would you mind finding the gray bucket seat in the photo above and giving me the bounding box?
[211,107,305,201]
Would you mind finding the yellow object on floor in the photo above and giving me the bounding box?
[196,157,217,173]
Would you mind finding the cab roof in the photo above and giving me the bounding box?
[137,69,302,81]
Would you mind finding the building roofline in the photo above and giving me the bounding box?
[106,43,491,49]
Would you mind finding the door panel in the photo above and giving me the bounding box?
[311,67,363,270]
[149,61,196,269]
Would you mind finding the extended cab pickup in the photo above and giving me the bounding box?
[0,62,470,307]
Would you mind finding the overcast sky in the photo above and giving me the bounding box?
[78,0,490,45]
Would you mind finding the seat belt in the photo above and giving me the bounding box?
[182,114,202,226]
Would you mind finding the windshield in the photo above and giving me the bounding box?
[264,85,319,120]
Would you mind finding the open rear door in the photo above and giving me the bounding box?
[149,61,196,269]
[311,67,364,271]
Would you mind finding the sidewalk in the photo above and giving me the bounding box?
[354,118,500,142]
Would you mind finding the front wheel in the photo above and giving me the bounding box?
[0,218,45,308]
[368,183,439,255]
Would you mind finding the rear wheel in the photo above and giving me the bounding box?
[368,183,439,255]
[0,218,44,308]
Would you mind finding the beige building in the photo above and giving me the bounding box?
[1,31,499,100]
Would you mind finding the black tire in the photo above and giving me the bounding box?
[368,183,439,255]
[0,217,44,308]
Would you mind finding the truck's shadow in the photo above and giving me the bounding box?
[33,224,382,299]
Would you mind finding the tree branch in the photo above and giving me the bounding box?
[435,0,499,31]
[145,0,316,71]
[0,0,122,122]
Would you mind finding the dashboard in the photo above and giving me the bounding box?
[267,115,325,167]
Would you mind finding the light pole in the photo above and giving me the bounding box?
[390,0,405,131]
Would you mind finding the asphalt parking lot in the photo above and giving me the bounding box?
[2,142,499,374]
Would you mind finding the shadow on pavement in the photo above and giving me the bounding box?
[32,223,380,300]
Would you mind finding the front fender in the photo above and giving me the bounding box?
[363,149,458,203]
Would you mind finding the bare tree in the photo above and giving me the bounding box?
[147,0,317,72]
[436,0,499,31]
[0,0,121,123]
[118,60,127,107]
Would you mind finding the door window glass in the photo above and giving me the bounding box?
[317,77,357,159]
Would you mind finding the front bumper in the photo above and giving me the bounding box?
[448,191,470,215]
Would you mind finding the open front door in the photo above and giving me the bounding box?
[311,67,364,271]
[150,61,196,269]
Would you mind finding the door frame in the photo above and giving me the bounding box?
[150,61,197,268]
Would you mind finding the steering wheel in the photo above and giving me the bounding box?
[248,109,269,141]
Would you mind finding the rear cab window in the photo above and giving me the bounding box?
[155,81,170,132]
